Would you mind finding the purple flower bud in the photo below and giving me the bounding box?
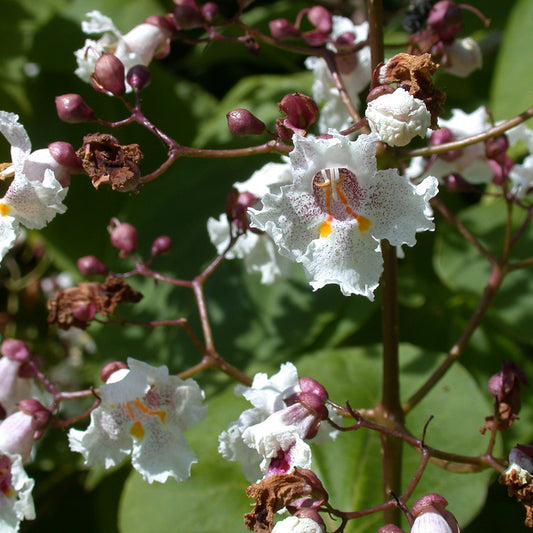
[442,173,471,192]
[366,84,395,103]
[411,494,459,533]
[145,15,178,37]
[0,340,30,363]
[226,109,266,136]
[298,377,328,402]
[72,302,97,323]
[109,222,139,256]
[489,156,514,186]
[173,0,205,29]
[485,134,509,162]
[427,0,463,41]
[226,189,257,231]
[302,30,329,47]
[201,2,219,24]
[48,142,83,173]
[55,94,95,123]
[100,361,128,383]
[378,526,405,533]
[151,236,172,257]
[278,93,319,130]
[269,18,301,40]
[18,399,51,431]
[77,255,109,276]
[334,32,356,49]
[127,65,152,91]
[307,6,332,33]
[430,128,462,161]
[92,54,126,96]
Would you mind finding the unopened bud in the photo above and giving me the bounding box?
[411,494,459,533]
[334,32,356,49]
[269,18,300,40]
[92,54,126,96]
[145,15,178,37]
[226,109,265,136]
[427,0,463,41]
[430,128,462,161]
[278,93,319,130]
[173,0,205,29]
[127,65,152,91]
[48,142,83,173]
[366,84,395,103]
[201,2,219,23]
[110,222,138,256]
[378,526,405,533]
[302,30,329,47]
[226,189,257,231]
[72,302,97,323]
[442,173,472,192]
[151,236,172,257]
[77,255,109,276]
[1,340,30,363]
[307,5,332,33]
[298,377,328,402]
[19,399,51,431]
[55,94,95,123]
[101,361,128,383]
[485,134,509,162]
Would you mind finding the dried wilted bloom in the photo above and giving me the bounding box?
[379,52,445,128]
[245,473,315,533]
[480,360,528,434]
[47,275,142,329]
[76,133,143,193]
[500,445,533,527]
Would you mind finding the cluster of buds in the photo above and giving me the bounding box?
[405,0,487,77]
[269,5,335,46]
[173,0,220,30]
[276,93,319,141]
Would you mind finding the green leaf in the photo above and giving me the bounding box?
[490,0,533,120]
[119,344,494,533]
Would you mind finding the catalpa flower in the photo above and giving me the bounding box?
[0,112,68,261]
[305,17,371,132]
[207,161,294,284]
[75,11,171,91]
[219,363,337,482]
[250,132,438,299]
[68,358,206,484]
[0,452,35,533]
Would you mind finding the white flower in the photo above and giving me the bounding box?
[0,452,35,532]
[305,17,371,132]
[272,516,325,533]
[207,162,294,284]
[365,88,431,146]
[442,37,482,78]
[75,11,170,91]
[0,112,68,261]
[410,512,455,533]
[250,132,438,299]
[0,358,32,418]
[68,358,206,484]
[509,155,533,199]
[218,363,336,482]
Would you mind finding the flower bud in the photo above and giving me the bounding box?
[225,189,257,232]
[411,494,459,533]
[226,109,266,136]
[173,0,205,29]
[430,128,462,161]
[278,93,319,130]
[366,84,395,103]
[127,65,152,91]
[77,255,109,276]
[145,15,178,37]
[92,54,126,96]
[485,134,509,163]
[18,399,51,431]
[151,236,172,257]
[378,526,405,533]
[269,19,300,40]
[334,32,356,49]
[48,142,83,173]
[302,30,329,47]
[201,2,219,23]
[55,94,95,123]
[109,222,139,256]
[100,361,128,383]
[0,412,35,463]
[0,356,32,417]
[1,340,30,363]
[298,377,328,402]
[307,6,332,33]
[442,173,472,192]
[427,0,463,41]
[71,302,97,323]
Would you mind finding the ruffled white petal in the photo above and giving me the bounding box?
[272,516,325,533]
